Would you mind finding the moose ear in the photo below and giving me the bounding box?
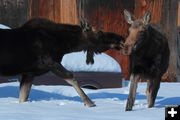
[79,18,85,28]
[124,9,135,24]
[142,11,151,25]
[79,18,92,32]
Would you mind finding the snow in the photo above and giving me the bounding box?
[61,51,121,72]
[0,24,11,29]
[0,82,179,120]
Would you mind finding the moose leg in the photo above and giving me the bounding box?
[65,78,96,107]
[125,75,139,111]
[48,61,95,107]
[19,74,34,102]
[146,78,160,108]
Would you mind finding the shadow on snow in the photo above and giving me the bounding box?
[0,86,166,105]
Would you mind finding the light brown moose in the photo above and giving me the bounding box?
[123,10,169,111]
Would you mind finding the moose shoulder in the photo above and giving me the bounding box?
[123,10,170,111]
[0,18,124,107]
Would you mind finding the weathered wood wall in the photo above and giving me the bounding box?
[160,0,179,82]
[178,1,180,26]
[0,0,28,28]
[29,0,78,24]
[135,0,163,23]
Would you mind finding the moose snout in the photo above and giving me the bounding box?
[110,42,124,50]
[122,44,132,55]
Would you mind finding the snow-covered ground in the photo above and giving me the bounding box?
[0,24,11,29]
[0,82,179,120]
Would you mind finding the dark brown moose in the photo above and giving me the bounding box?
[123,10,170,111]
[0,18,124,107]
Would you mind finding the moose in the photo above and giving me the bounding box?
[0,18,124,107]
[123,10,170,111]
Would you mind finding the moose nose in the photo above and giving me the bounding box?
[122,44,132,55]
[120,42,125,49]
[124,43,129,49]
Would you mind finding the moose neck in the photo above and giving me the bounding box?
[132,29,151,55]
[90,31,124,53]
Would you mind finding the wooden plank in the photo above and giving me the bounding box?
[29,0,78,24]
[28,0,40,19]
[135,0,163,23]
[59,0,78,24]
[178,1,180,26]
[29,0,54,21]
[54,0,61,22]
[39,0,54,20]
[0,0,28,28]
[160,0,179,82]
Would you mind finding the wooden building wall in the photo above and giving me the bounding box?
[178,1,180,26]
[29,0,78,24]
[0,0,28,28]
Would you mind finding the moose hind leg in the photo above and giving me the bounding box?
[19,74,34,103]
[126,75,138,111]
[146,79,160,108]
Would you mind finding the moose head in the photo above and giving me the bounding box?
[79,18,124,64]
[123,10,151,55]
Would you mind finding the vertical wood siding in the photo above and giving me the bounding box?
[29,0,78,24]
[178,1,180,26]
[0,0,28,28]
[135,0,163,23]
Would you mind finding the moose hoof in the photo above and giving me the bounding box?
[125,104,133,111]
[148,103,154,108]
[147,98,155,108]
[19,99,28,103]
[84,99,96,107]
[125,99,134,111]
[85,102,96,107]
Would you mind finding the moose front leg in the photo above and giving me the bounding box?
[65,78,96,107]
[47,60,96,107]
[19,74,34,102]
[146,79,160,108]
[125,75,139,111]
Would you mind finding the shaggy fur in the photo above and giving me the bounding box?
[130,25,169,79]
[22,18,124,64]
[123,10,170,111]
[0,18,124,106]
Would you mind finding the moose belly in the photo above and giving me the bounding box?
[131,64,159,79]
[0,53,38,76]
